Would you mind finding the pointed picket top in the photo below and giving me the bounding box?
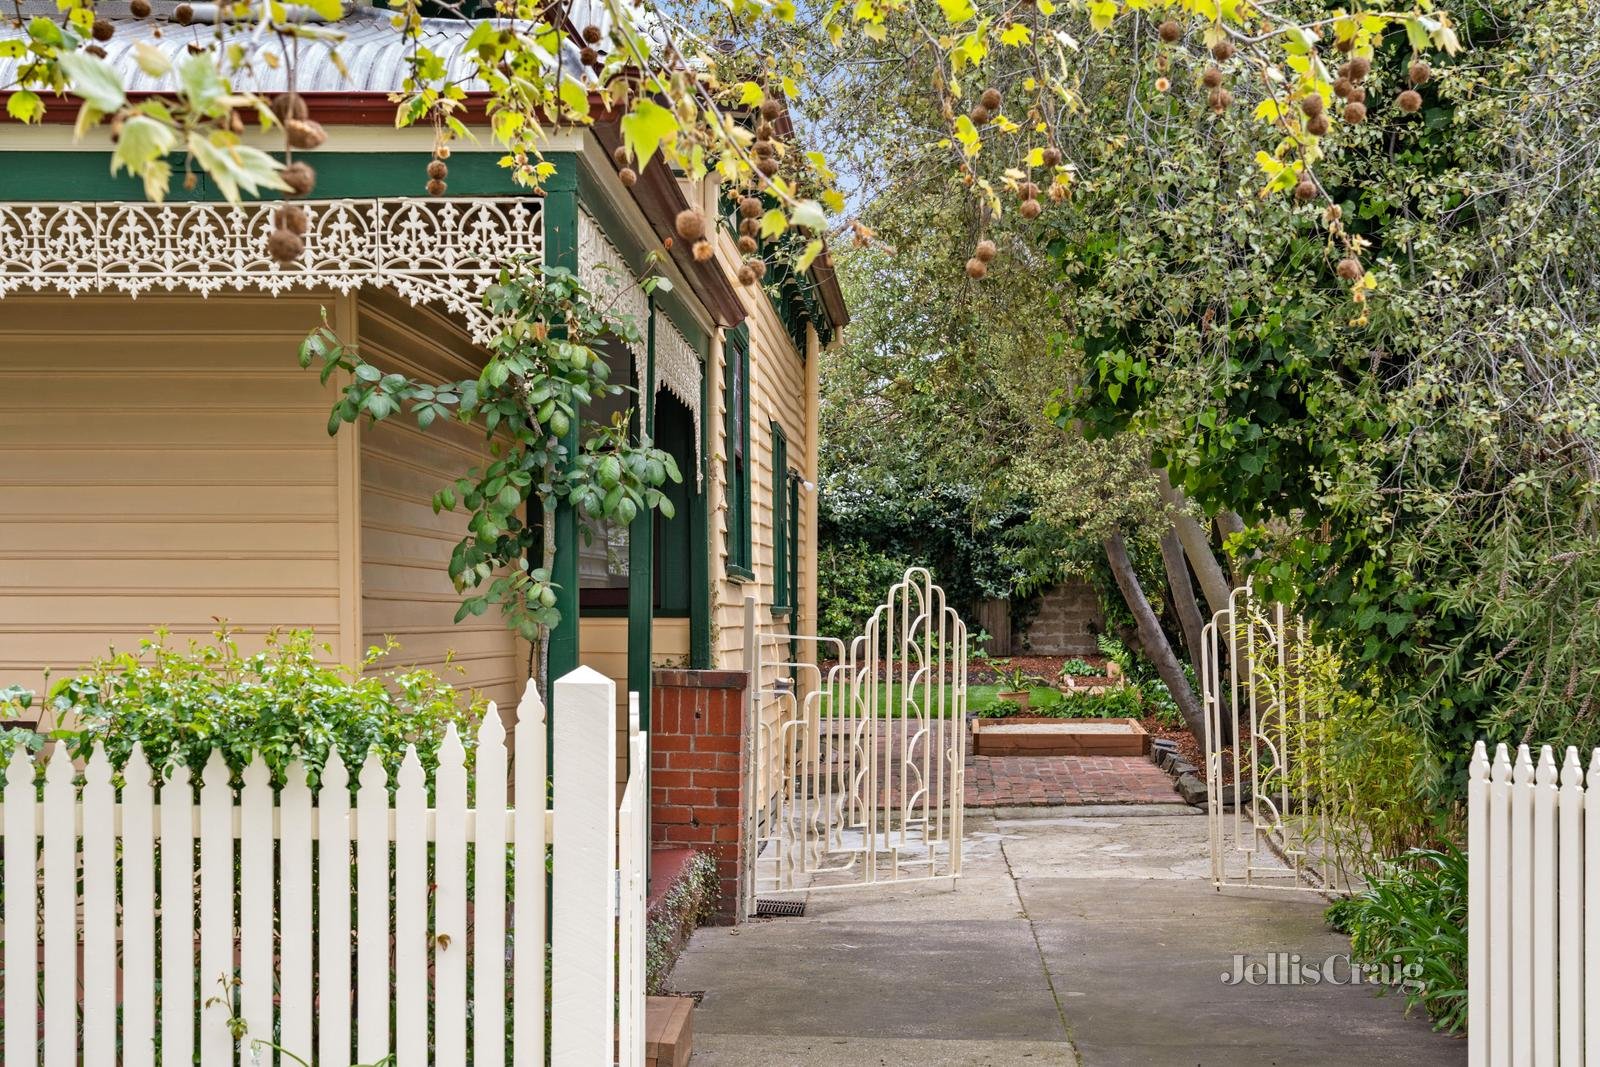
[1492,742,1513,783]
[1470,740,1490,783]
[1562,746,1584,789]
[125,741,151,788]
[1514,743,1535,785]
[5,740,34,791]
[166,759,191,791]
[513,678,546,732]
[1537,745,1559,788]
[322,747,349,792]
[84,743,113,788]
[242,752,272,791]
[478,700,505,746]
[43,740,75,797]
[201,747,230,789]
[439,722,466,771]
[359,749,388,791]
[283,758,312,792]
[398,744,425,790]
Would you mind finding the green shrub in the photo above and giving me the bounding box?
[1060,657,1104,678]
[817,539,913,642]
[1324,847,1467,1034]
[28,628,485,789]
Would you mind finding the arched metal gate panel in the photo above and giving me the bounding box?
[1201,582,1364,894]
[741,568,967,914]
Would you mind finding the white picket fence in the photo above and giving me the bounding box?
[0,664,648,1067]
[1468,740,1600,1066]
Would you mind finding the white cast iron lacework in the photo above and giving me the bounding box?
[0,198,544,343]
[654,315,704,489]
[577,210,703,481]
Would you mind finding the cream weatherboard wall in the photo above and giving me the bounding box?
[707,218,822,669]
[0,293,361,705]
[353,290,523,715]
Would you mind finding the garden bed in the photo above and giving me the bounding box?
[972,715,1149,757]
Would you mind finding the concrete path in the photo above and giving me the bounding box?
[668,809,1467,1066]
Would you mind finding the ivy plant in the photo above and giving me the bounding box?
[299,259,681,664]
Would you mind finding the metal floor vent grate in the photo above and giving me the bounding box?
[753,897,806,918]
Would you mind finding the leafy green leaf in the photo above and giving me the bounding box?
[58,51,127,113]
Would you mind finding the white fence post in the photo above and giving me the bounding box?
[551,665,619,1067]
[4,747,38,1067]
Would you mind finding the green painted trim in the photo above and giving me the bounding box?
[726,564,756,583]
[545,155,582,690]
[688,333,713,669]
[627,303,657,734]
[0,151,529,201]
[771,420,791,614]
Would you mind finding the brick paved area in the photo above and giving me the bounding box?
[966,753,1185,807]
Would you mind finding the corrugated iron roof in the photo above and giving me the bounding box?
[0,4,620,95]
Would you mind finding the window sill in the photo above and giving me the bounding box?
[726,564,756,583]
[771,605,792,618]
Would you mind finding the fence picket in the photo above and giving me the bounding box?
[41,744,76,1067]
[1559,747,1584,1067]
[198,750,235,1067]
[512,680,548,1067]
[239,755,274,1053]
[474,704,509,1067]
[551,666,617,1066]
[1588,750,1600,1067]
[1489,743,1513,1067]
[1468,741,1488,1067]
[1512,744,1536,1065]
[4,747,38,1067]
[436,725,469,1065]
[122,745,156,1067]
[159,764,195,1067]
[356,751,392,1065]
[319,749,353,1067]
[1534,746,1559,1066]
[280,759,315,1061]
[81,746,117,1065]
[395,746,428,1067]
[0,668,650,1067]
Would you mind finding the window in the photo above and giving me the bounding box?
[772,422,789,614]
[724,325,753,579]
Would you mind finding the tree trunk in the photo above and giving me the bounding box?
[1155,468,1233,617]
[1159,526,1206,672]
[1103,533,1208,742]
[1215,510,1249,588]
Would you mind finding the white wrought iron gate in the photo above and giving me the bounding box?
[741,567,967,913]
[1200,582,1362,894]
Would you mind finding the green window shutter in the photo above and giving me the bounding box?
[772,422,790,614]
[724,325,754,578]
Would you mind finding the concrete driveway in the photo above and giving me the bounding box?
[668,808,1467,1066]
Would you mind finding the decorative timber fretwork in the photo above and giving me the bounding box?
[0,198,544,344]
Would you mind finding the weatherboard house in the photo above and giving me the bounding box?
[0,1,845,909]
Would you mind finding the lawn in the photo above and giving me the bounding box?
[805,682,1063,717]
